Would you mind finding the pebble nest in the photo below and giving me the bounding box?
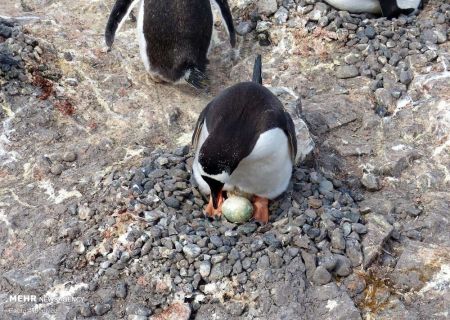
[64,146,367,315]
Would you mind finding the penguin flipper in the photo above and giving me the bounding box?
[213,0,236,47]
[105,0,140,48]
[192,104,210,151]
[252,54,262,85]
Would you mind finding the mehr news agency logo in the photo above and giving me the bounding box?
[9,294,84,303]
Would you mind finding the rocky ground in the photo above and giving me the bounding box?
[0,0,449,319]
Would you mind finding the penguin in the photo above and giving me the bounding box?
[323,0,423,19]
[105,0,236,88]
[192,55,297,223]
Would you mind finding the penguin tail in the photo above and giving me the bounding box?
[185,68,208,89]
[252,54,262,85]
[105,0,140,49]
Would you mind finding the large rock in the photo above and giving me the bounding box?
[305,283,361,320]
[269,87,315,163]
[391,240,450,291]
[361,213,393,268]
[302,94,361,134]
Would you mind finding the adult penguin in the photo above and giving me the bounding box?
[105,0,236,88]
[192,55,297,223]
[324,0,423,19]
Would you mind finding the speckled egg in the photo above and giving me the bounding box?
[222,196,254,224]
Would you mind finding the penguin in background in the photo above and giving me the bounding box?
[105,0,236,88]
[192,55,297,223]
[324,0,423,19]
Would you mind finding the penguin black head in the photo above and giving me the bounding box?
[198,140,241,209]
[201,175,225,209]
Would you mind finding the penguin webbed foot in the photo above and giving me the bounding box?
[185,68,208,90]
[230,32,236,48]
[105,33,114,52]
[205,193,224,218]
[252,196,269,224]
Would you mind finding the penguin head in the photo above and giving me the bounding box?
[198,154,231,209]
[198,139,241,209]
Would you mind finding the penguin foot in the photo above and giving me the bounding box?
[185,67,208,89]
[252,196,269,224]
[205,194,224,218]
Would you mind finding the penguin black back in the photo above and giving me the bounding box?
[195,56,297,175]
[143,0,212,84]
[105,0,236,89]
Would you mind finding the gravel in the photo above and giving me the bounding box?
[55,142,371,317]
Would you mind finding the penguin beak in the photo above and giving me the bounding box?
[202,176,225,209]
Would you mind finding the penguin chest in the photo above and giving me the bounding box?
[229,128,293,199]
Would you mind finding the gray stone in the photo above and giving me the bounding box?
[50,163,64,175]
[319,179,334,194]
[336,65,359,79]
[274,7,289,25]
[399,68,414,85]
[319,254,337,271]
[364,25,376,39]
[164,197,180,209]
[127,304,152,316]
[312,266,332,285]
[79,304,92,317]
[256,21,272,34]
[94,304,111,316]
[334,254,352,277]
[352,223,368,234]
[346,239,363,267]
[0,25,13,38]
[199,261,211,278]
[183,244,201,259]
[361,214,393,268]
[301,250,316,279]
[331,229,346,250]
[374,88,394,112]
[236,21,254,35]
[209,235,223,247]
[257,0,278,16]
[361,173,382,191]
[209,262,231,281]
[116,282,127,298]
[62,151,77,162]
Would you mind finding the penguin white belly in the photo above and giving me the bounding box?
[137,0,151,72]
[323,0,381,14]
[229,128,293,199]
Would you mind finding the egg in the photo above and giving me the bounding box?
[222,196,254,224]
